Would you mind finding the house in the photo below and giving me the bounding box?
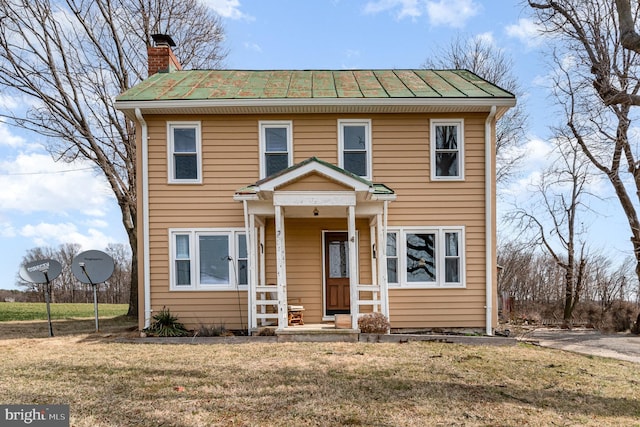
[115,37,515,335]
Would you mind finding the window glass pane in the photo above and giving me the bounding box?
[265,127,288,152]
[386,233,397,257]
[445,258,460,283]
[387,258,398,284]
[329,240,349,278]
[238,234,247,258]
[174,154,198,180]
[435,125,458,150]
[176,260,191,286]
[238,260,248,285]
[344,152,366,176]
[445,233,459,256]
[199,235,229,285]
[436,153,458,177]
[176,235,190,258]
[406,233,436,282]
[343,125,366,150]
[265,153,289,176]
[174,128,196,152]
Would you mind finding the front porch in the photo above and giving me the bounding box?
[234,157,396,335]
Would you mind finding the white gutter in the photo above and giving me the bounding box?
[116,97,515,111]
[485,106,497,336]
[135,108,152,329]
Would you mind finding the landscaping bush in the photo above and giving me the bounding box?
[358,312,390,334]
[145,307,189,337]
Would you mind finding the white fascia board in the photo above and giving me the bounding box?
[115,97,516,113]
[259,161,371,192]
[273,191,356,207]
[233,193,260,202]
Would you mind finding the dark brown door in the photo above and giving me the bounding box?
[325,232,350,315]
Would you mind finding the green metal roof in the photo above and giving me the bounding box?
[117,69,514,102]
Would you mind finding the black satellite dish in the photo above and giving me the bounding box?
[19,259,62,284]
[19,259,62,337]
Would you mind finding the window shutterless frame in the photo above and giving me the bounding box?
[259,121,293,179]
[386,226,465,288]
[338,119,372,180]
[167,121,202,184]
[430,119,464,181]
[169,228,248,291]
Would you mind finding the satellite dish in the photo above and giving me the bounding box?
[19,259,62,284]
[72,250,115,284]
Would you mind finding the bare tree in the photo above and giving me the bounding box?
[528,0,640,288]
[0,0,226,317]
[508,132,592,325]
[423,34,528,183]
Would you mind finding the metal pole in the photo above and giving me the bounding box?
[81,263,99,332]
[43,272,54,337]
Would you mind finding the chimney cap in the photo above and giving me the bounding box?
[151,34,176,47]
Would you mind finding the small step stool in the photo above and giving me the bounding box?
[287,305,304,326]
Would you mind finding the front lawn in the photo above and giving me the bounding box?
[0,320,638,426]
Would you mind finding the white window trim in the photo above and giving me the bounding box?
[167,121,202,184]
[387,226,466,289]
[259,120,293,179]
[338,119,372,180]
[430,119,464,181]
[169,228,248,291]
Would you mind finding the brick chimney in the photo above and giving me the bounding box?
[148,34,182,77]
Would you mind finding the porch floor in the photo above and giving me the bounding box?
[272,323,360,342]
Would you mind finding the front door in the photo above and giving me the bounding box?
[325,232,350,315]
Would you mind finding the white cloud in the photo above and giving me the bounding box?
[202,0,253,20]
[425,0,480,28]
[0,123,26,148]
[0,152,113,216]
[0,221,16,238]
[243,42,262,52]
[475,31,495,46]
[364,0,480,26]
[20,222,112,250]
[506,18,544,48]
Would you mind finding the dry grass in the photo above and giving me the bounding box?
[0,320,639,426]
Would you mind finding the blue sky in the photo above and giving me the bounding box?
[0,0,631,289]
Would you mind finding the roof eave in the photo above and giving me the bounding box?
[115,97,516,119]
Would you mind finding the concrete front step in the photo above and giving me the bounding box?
[275,328,359,342]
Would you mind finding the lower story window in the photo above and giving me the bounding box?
[170,229,247,290]
[386,227,465,288]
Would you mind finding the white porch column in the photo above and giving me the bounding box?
[348,205,358,329]
[370,222,379,312]
[376,211,389,320]
[258,224,266,326]
[248,212,257,332]
[275,205,288,329]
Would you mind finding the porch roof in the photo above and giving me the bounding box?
[234,157,395,200]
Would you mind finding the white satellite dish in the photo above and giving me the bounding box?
[71,250,115,284]
[19,259,62,284]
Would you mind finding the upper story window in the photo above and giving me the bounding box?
[168,122,202,184]
[338,119,372,179]
[431,119,464,181]
[260,121,292,179]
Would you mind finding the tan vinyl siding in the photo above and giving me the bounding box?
[141,112,494,330]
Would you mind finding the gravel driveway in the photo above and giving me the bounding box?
[526,328,640,364]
